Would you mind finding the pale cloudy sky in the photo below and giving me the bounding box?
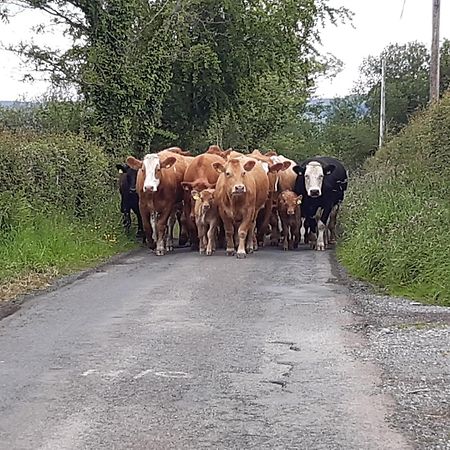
[0,1,449,101]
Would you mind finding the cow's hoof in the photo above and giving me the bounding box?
[206,251,213,256]
[283,246,288,251]
[316,245,326,251]
[199,249,205,255]
[329,239,337,245]
[226,249,235,256]
[155,249,165,256]
[236,252,247,259]
[246,247,254,254]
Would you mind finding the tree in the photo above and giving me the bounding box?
[3,0,349,154]
[356,40,450,135]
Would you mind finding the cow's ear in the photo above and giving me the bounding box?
[269,162,283,173]
[161,156,176,169]
[265,150,278,157]
[293,165,304,175]
[282,161,291,171]
[296,195,303,205]
[212,162,225,173]
[116,163,127,173]
[324,164,335,175]
[191,190,200,201]
[243,160,256,172]
[126,157,142,170]
[181,181,192,191]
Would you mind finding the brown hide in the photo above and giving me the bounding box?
[214,157,268,258]
[181,153,224,249]
[127,149,188,255]
[278,190,302,251]
[192,189,219,256]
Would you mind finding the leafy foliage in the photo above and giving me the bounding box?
[338,93,450,305]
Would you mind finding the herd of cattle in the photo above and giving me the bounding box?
[116,146,348,258]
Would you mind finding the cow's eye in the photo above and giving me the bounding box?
[242,172,246,176]
[226,172,231,177]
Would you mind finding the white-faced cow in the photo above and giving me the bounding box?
[293,156,348,251]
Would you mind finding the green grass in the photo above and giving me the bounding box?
[0,210,137,299]
[338,95,450,306]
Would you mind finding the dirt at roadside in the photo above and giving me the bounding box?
[332,254,450,450]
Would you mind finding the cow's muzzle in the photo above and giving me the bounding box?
[309,189,321,198]
[233,185,246,194]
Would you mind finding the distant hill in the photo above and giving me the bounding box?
[0,100,36,109]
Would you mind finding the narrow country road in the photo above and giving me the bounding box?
[0,248,410,449]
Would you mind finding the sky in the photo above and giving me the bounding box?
[0,0,449,101]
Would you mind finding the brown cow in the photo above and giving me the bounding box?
[213,157,269,258]
[127,149,188,255]
[181,152,225,249]
[248,150,290,246]
[191,189,219,256]
[278,190,302,251]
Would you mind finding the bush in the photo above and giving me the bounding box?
[338,94,450,305]
[0,132,134,290]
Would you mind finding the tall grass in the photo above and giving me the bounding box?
[0,131,136,299]
[338,95,450,305]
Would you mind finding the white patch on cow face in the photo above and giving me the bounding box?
[142,154,161,192]
[261,162,269,173]
[304,162,324,197]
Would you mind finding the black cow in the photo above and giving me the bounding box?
[116,163,144,237]
[293,156,348,250]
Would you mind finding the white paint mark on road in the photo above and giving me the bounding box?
[81,369,97,377]
[133,369,154,380]
[154,371,191,379]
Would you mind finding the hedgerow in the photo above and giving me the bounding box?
[338,94,450,305]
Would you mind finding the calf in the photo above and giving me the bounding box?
[181,152,225,249]
[278,190,302,251]
[213,157,269,258]
[116,163,143,237]
[191,189,219,256]
[293,156,348,251]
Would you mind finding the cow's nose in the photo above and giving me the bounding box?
[310,189,320,197]
[203,204,210,210]
[144,185,154,193]
[287,210,295,215]
[234,185,245,193]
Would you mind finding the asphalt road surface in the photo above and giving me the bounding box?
[0,248,411,449]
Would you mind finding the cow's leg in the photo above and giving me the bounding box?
[183,195,199,251]
[178,208,189,246]
[222,217,235,256]
[198,223,207,255]
[141,206,156,250]
[328,204,339,244]
[316,220,327,251]
[237,216,254,258]
[133,206,144,238]
[316,204,333,251]
[281,219,289,251]
[293,220,300,249]
[299,217,306,244]
[246,221,256,254]
[165,210,176,252]
[155,209,171,256]
[206,221,217,256]
[256,201,272,247]
[270,210,281,246]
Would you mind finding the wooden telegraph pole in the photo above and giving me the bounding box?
[430,0,441,102]
[379,58,386,148]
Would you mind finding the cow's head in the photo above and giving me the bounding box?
[293,161,335,198]
[192,188,215,215]
[116,163,138,193]
[181,179,215,193]
[212,158,256,195]
[279,191,302,216]
[127,153,176,193]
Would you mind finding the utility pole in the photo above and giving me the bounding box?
[430,0,441,102]
[379,58,386,148]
